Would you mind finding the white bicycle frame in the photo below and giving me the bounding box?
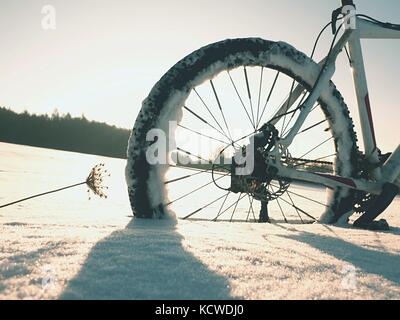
[270,3,400,196]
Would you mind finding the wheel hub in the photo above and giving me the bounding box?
[229,123,291,202]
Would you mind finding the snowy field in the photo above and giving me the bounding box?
[0,142,399,300]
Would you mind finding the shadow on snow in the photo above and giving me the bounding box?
[61,218,235,299]
[281,230,400,286]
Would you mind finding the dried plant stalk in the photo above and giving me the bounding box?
[0,163,110,209]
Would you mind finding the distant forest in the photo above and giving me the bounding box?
[0,107,130,159]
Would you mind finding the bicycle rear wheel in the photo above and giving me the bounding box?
[126,38,359,224]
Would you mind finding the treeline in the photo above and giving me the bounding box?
[0,107,131,159]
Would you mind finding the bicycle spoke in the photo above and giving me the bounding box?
[276,195,318,222]
[183,105,231,143]
[285,191,305,223]
[164,163,228,184]
[298,136,334,160]
[293,153,336,168]
[270,182,328,207]
[282,101,322,137]
[297,119,327,136]
[176,147,230,173]
[276,198,288,223]
[282,91,309,136]
[230,193,242,222]
[251,199,257,221]
[227,71,255,129]
[166,173,229,207]
[213,193,247,221]
[193,89,232,142]
[280,80,296,135]
[176,147,210,164]
[168,164,226,175]
[164,171,205,185]
[310,103,321,113]
[244,67,256,127]
[216,191,231,220]
[210,79,233,142]
[269,185,288,223]
[257,71,280,129]
[246,195,255,222]
[182,192,230,220]
[178,124,228,145]
[256,67,264,129]
[282,101,320,139]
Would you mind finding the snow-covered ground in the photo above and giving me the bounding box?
[0,142,399,299]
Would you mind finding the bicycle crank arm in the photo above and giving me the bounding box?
[354,182,399,228]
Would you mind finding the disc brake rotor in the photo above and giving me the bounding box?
[227,123,292,202]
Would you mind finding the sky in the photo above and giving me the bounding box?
[0,0,399,153]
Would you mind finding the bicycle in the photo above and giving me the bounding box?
[125,0,400,230]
